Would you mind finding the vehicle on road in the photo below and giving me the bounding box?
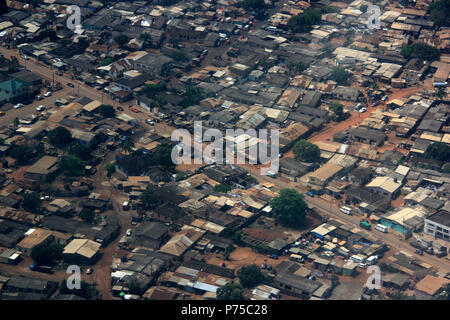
[145,119,154,125]
[367,255,378,265]
[305,191,314,197]
[130,107,139,113]
[350,255,365,264]
[13,103,24,109]
[86,268,94,274]
[29,264,53,274]
[0,111,4,117]
[36,105,46,112]
[415,249,423,256]
[375,224,388,233]
[67,82,75,87]
[360,219,371,230]
[126,229,132,236]
[36,95,43,100]
[117,106,124,111]
[340,206,352,215]
[44,91,52,97]
[359,107,367,113]
[269,254,278,260]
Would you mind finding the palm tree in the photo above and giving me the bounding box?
[139,33,152,49]
[433,86,448,100]
[121,137,134,154]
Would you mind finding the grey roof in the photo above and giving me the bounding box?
[426,210,450,228]
[275,272,322,294]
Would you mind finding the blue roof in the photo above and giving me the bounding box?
[193,282,219,293]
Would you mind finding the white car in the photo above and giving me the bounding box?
[145,119,154,125]
[126,229,132,236]
[44,91,52,97]
[359,107,366,113]
[14,103,24,109]
[36,105,46,112]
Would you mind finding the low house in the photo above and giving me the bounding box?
[159,225,205,257]
[272,272,323,298]
[62,239,101,264]
[424,210,450,242]
[366,176,402,199]
[333,86,360,101]
[351,127,386,146]
[24,156,59,182]
[15,228,54,256]
[415,275,450,297]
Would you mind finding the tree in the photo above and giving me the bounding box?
[424,142,450,162]
[216,283,244,300]
[48,127,72,149]
[142,82,167,99]
[286,7,335,33]
[60,154,85,176]
[121,136,135,153]
[293,140,320,162]
[98,104,116,118]
[329,67,351,85]
[9,144,35,165]
[114,34,129,47]
[79,208,96,224]
[68,143,92,161]
[140,189,157,208]
[428,0,450,27]
[237,264,266,288]
[289,61,307,75]
[214,184,231,193]
[240,0,268,19]
[31,241,63,266]
[401,42,440,61]
[59,280,98,300]
[152,142,173,166]
[181,86,203,107]
[270,189,308,227]
[329,101,345,121]
[433,87,448,100]
[104,162,115,177]
[39,29,57,41]
[22,192,41,212]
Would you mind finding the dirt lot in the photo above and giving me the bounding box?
[205,247,288,273]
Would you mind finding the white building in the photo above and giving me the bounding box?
[424,210,450,242]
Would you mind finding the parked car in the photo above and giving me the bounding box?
[36,95,43,100]
[0,111,4,117]
[44,91,52,97]
[145,119,154,125]
[415,249,423,255]
[117,106,124,111]
[67,82,75,87]
[36,105,46,112]
[14,103,24,109]
[359,107,367,113]
[269,254,279,260]
[130,107,139,113]
[126,229,132,236]
[305,191,314,197]
[86,268,94,274]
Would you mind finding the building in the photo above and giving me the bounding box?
[425,210,450,241]
[366,176,402,199]
[15,228,54,256]
[272,272,324,298]
[351,127,386,146]
[62,239,101,264]
[24,156,59,182]
[159,225,205,257]
[333,86,360,101]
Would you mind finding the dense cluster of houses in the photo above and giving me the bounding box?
[0,0,448,300]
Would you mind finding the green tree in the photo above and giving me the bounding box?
[214,184,231,193]
[216,283,244,300]
[22,192,41,212]
[68,143,92,161]
[9,144,35,165]
[39,28,57,41]
[142,82,167,99]
[329,67,351,85]
[121,136,135,153]
[152,142,173,166]
[31,241,63,266]
[287,8,328,33]
[428,0,450,27]
[98,104,116,118]
[401,42,440,61]
[433,87,448,100]
[289,61,307,74]
[237,264,266,288]
[240,0,268,19]
[293,139,320,162]
[140,33,152,49]
[181,86,203,107]
[424,142,450,162]
[140,189,157,208]
[114,34,129,47]
[48,127,72,149]
[59,280,98,300]
[104,162,115,177]
[329,101,345,121]
[100,57,113,66]
[60,154,85,176]
[79,208,96,224]
[270,189,308,227]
